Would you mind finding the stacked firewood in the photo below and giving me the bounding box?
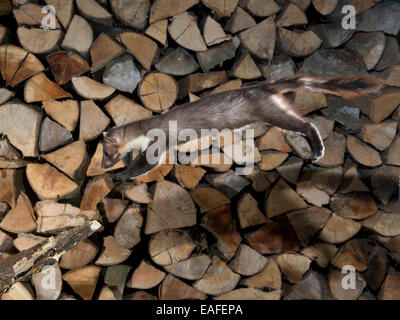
[0,0,400,300]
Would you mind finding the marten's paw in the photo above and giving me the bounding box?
[311,143,325,163]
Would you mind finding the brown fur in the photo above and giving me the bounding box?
[102,74,386,180]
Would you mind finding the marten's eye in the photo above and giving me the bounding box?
[104,151,110,157]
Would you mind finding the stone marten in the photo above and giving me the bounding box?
[101,74,386,181]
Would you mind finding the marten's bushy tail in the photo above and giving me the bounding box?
[267,74,386,98]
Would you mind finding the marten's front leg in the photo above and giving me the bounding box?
[112,150,158,181]
[256,94,325,161]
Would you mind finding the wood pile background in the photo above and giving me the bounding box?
[0,0,400,300]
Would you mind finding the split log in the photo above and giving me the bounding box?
[103,55,142,94]
[72,77,115,100]
[200,205,242,260]
[118,31,158,70]
[203,16,230,46]
[194,256,240,296]
[241,257,282,290]
[311,22,354,48]
[205,170,250,198]
[246,0,280,17]
[350,88,400,123]
[276,156,303,184]
[44,0,74,29]
[330,239,368,272]
[338,165,369,194]
[266,178,308,218]
[232,52,262,80]
[0,88,13,105]
[46,51,89,85]
[39,117,73,153]
[330,193,377,220]
[63,265,101,300]
[114,205,143,249]
[0,169,23,208]
[347,136,382,167]
[164,255,211,280]
[345,32,385,70]
[17,27,63,55]
[246,217,299,254]
[24,73,72,103]
[381,272,400,300]
[301,242,337,268]
[87,143,125,177]
[149,229,196,266]
[277,3,308,27]
[62,15,93,57]
[110,0,149,30]
[60,240,98,269]
[145,180,196,234]
[168,12,207,52]
[296,171,330,207]
[237,192,269,229]
[0,102,43,158]
[260,54,296,80]
[387,136,400,166]
[138,72,178,112]
[102,198,128,223]
[0,192,36,234]
[361,122,397,151]
[97,286,116,300]
[123,183,152,204]
[225,7,256,34]
[285,271,331,300]
[279,28,322,57]
[0,0,12,16]
[361,212,400,237]
[216,287,281,300]
[357,1,400,36]
[43,140,89,182]
[287,207,331,246]
[159,274,206,300]
[197,38,240,72]
[155,47,199,76]
[0,221,102,295]
[173,164,206,190]
[79,100,110,142]
[149,0,199,23]
[312,0,337,15]
[239,17,275,60]
[80,175,114,211]
[229,244,267,276]
[277,253,311,283]
[319,213,361,244]
[105,95,151,126]
[26,163,78,200]
[35,201,98,234]
[126,260,165,289]
[76,0,112,25]
[179,71,227,97]
[42,100,79,133]
[376,36,400,71]
[260,151,289,171]
[90,33,125,73]
[0,137,27,169]
[145,19,168,47]
[103,264,131,299]
[201,0,238,18]
[190,187,231,213]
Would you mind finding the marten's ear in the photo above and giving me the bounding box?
[103,134,118,145]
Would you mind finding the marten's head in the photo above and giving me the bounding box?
[101,125,152,169]
[101,130,121,169]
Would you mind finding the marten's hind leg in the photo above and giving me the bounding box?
[255,94,325,161]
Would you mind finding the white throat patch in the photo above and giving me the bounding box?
[119,135,151,155]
